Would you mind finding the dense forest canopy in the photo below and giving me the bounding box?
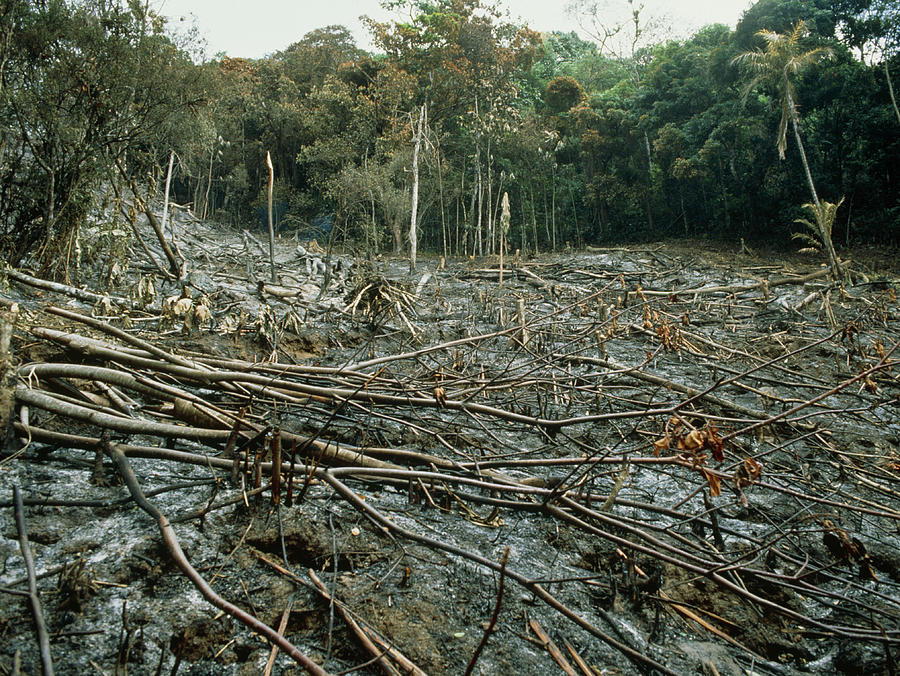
[1,0,899,271]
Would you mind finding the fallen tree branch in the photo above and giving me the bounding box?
[15,385,400,470]
[633,260,851,299]
[308,569,424,676]
[463,546,510,676]
[116,161,184,279]
[100,441,330,676]
[6,268,136,309]
[13,485,55,676]
[319,469,679,676]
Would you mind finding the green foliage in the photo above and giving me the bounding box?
[793,196,844,250]
[734,0,842,49]
[0,0,204,270]
[544,76,586,114]
[5,0,900,267]
[732,20,833,160]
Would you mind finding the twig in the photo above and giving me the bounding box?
[13,485,55,676]
[463,546,510,676]
[320,470,677,675]
[263,596,293,676]
[100,442,330,676]
[309,569,417,676]
[528,619,577,675]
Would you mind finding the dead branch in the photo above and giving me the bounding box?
[6,268,137,309]
[101,441,330,676]
[12,485,55,676]
[635,259,852,299]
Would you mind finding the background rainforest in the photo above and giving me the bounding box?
[2,0,899,270]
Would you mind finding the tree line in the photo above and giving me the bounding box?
[2,0,898,274]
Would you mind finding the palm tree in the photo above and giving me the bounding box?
[732,21,833,210]
[733,21,843,280]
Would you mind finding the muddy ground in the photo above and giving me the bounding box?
[1,211,898,675]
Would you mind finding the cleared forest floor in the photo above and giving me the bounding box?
[1,214,898,675]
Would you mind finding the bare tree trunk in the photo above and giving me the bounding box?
[491,170,504,248]
[0,306,16,450]
[435,135,447,258]
[370,193,378,254]
[787,96,841,279]
[499,192,510,286]
[787,92,821,210]
[458,160,468,257]
[486,138,493,255]
[643,130,653,173]
[518,184,528,253]
[467,171,477,257]
[409,105,425,274]
[45,162,55,233]
[789,116,841,284]
[599,200,608,238]
[363,154,379,255]
[886,60,900,127]
[551,168,557,249]
[202,144,214,219]
[544,185,551,250]
[475,149,483,257]
[116,159,183,279]
[161,150,175,239]
[844,190,854,247]
[642,130,655,234]
[193,176,201,217]
[266,151,276,284]
[717,159,730,232]
[570,182,580,247]
[390,206,404,253]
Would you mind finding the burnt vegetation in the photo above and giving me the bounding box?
[1,0,899,675]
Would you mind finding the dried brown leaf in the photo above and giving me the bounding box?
[653,435,671,457]
[701,468,721,498]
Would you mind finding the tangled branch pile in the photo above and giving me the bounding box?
[1,236,899,675]
[343,271,417,326]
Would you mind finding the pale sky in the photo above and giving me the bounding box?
[155,0,755,60]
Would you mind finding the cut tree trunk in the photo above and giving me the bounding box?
[409,104,425,274]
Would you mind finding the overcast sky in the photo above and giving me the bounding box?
[155,0,755,60]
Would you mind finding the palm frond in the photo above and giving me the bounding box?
[792,197,845,247]
[795,46,834,70]
[734,20,832,164]
[791,230,821,249]
[731,50,766,72]
[788,20,809,44]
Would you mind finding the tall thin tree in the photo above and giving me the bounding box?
[266,151,276,284]
[732,20,833,210]
[733,21,842,280]
[409,104,426,274]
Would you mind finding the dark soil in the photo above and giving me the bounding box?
[1,215,898,676]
